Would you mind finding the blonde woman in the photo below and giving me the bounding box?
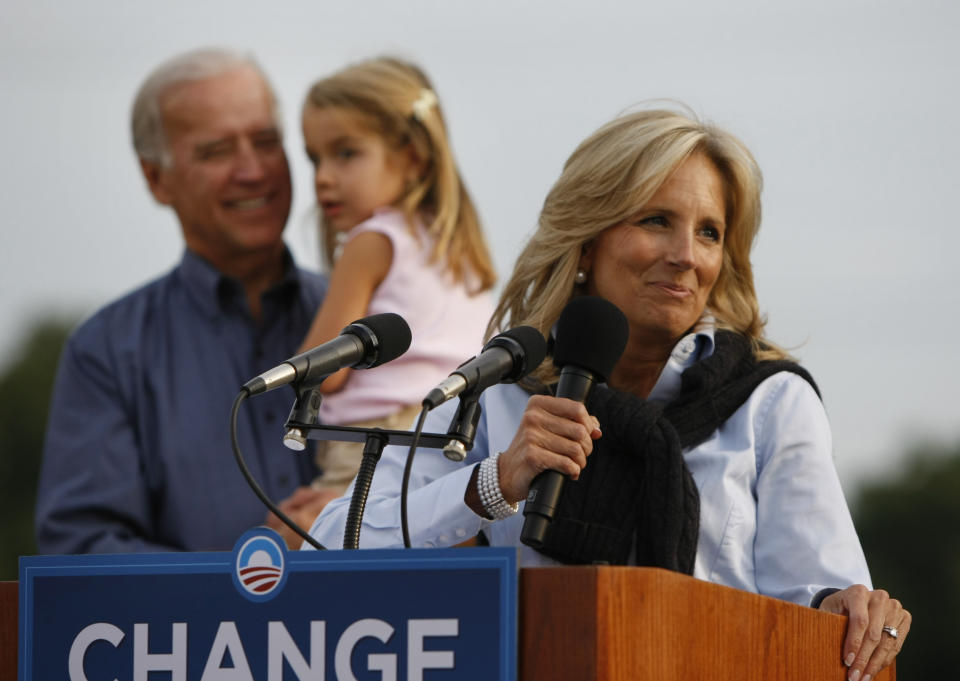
[311,107,909,681]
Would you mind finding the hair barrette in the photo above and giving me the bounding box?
[411,88,438,121]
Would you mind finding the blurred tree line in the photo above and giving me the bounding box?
[1,315,958,677]
[852,440,960,679]
[0,316,76,580]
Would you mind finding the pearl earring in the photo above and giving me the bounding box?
[575,269,587,285]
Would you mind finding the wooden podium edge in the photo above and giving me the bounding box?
[520,566,894,681]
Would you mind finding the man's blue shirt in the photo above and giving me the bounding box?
[36,249,327,553]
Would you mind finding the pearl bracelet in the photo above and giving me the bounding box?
[477,452,518,520]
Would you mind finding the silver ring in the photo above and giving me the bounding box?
[882,625,899,639]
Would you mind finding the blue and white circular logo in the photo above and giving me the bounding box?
[232,528,288,602]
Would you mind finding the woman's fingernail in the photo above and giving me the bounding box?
[849,669,861,681]
[845,653,855,667]
[863,675,872,681]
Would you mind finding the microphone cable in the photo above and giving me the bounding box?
[400,405,430,549]
[231,389,327,551]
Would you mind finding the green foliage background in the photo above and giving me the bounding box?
[2,314,957,679]
[0,317,75,580]
[852,443,960,679]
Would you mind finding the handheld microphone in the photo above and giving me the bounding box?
[242,312,412,395]
[520,296,629,549]
[423,326,548,410]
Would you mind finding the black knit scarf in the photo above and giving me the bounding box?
[533,330,819,573]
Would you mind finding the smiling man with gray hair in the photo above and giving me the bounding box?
[35,48,328,553]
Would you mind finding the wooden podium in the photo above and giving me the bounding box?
[520,567,894,681]
[2,569,894,681]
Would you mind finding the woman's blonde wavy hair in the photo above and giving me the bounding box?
[488,106,788,384]
[303,56,495,293]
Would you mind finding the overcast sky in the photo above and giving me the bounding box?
[2,0,958,491]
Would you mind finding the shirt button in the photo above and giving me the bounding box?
[455,528,467,538]
[277,474,290,487]
[674,338,695,359]
[264,410,276,423]
[439,535,449,543]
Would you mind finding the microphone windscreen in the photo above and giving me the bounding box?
[497,325,548,381]
[552,296,629,383]
[352,312,412,367]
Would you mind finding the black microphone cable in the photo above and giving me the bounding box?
[231,389,326,551]
[399,405,430,549]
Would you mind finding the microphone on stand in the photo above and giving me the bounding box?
[241,312,411,450]
[423,326,548,410]
[235,312,411,550]
[426,326,547,461]
[243,312,411,396]
[520,296,629,549]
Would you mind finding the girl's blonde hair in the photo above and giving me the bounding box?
[489,106,788,383]
[304,56,495,292]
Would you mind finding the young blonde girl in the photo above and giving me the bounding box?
[296,56,496,500]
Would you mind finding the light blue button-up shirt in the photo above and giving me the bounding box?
[310,328,871,606]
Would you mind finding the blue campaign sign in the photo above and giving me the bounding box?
[19,529,517,681]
